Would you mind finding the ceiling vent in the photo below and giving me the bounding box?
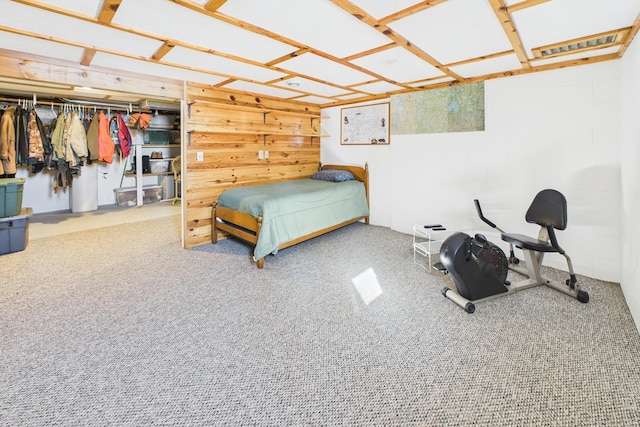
[532,28,629,59]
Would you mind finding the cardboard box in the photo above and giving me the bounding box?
[0,207,31,255]
[0,178,25,218]
[114,185,163,206]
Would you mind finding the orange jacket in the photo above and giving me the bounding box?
[97,111,115,164]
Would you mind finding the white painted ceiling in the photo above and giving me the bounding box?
[0,0,639,107]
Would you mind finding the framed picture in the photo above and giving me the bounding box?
[340,102,390,145]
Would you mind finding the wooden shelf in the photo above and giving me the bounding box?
[185,129,325,137]
[187,98,322,118]
[133,143,180,148]
[124,171,174,177]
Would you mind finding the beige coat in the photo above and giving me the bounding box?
[0,107,17,175]
[63,110,88,166]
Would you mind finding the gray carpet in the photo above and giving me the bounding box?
[1,216,640,426]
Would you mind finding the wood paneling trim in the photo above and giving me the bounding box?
[0,50,183,99]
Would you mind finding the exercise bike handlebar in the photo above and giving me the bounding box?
[474,199,505,233]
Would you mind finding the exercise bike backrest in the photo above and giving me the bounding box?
[524,189,567,230]
[521,189,569,255]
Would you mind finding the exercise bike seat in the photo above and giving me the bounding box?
[502,233,558,252]
[501,189,568,254]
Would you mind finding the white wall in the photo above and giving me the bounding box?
[620,36,640,331]
[17,155,137,214]
[322,60,622,284]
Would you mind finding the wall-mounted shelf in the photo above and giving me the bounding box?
[185,100,328,146]
[185,129,327,147]
[185,129,325,137]
[124,171,173,178]
[187,98,322,118]
[140,143,180,148]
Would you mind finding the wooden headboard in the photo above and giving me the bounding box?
[320,163,369,205]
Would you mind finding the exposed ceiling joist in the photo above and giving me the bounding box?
[152,41,177,61]
[97,0,123,24]
[488,0,531,68]
[615,15,640,57]
[507,0,551,13]
[0,0,638,107]
[204,0,228,12]
[378,0,447,25]
[329,0,463,81]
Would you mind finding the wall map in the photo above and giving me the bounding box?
[390,82,484,135]
[341,102,390,145]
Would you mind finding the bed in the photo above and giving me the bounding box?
[211,164,370,268]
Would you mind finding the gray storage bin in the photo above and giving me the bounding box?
[0,207,31,255]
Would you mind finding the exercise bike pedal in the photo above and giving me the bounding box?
[433,262,448,274]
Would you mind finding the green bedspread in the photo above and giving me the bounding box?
[217,178,369,261]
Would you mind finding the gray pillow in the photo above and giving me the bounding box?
[311,169,355,182]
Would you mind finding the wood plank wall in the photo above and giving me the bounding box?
[183,82,322,248]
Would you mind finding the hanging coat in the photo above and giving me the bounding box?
[36,110,55,170]
[14,105,29,166]
[63,110,88,166]
[27,109,46,166]
[29,108,53,172]
[119,115,132,158]
[0,107,17,176]
[51,112,66,162]
[97,111,115,164]
[113,113,132,159]
[86,112,99,163]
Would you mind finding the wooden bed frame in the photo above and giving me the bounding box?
[211,163,369,268]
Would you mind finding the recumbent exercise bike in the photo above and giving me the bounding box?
[437,189,590,313]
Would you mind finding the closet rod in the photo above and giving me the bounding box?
[0,95,142,112]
